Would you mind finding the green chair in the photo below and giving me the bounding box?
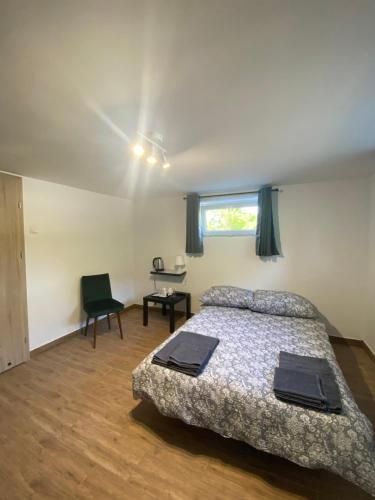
[81,273,124,348]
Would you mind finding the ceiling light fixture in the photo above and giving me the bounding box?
[147,143,158,165]
[131,131,171,169]
[161,151,170,169]
[147,155,157,165]
[132,143,145,156]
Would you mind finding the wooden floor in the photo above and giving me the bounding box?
[0,308,374,500]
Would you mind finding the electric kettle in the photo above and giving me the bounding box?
[152,257,164,272]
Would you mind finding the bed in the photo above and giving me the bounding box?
[132,297,375,495]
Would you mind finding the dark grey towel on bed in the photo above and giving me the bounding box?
[274,367,327,409]
[277,351,342,413]
[169,343,211,367]
[152,331,219,376]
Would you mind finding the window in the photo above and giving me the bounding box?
[201,194,258,236]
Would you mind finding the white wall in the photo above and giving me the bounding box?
[365,173,375,353]
[23,177,135,350]
[20,174,374,350]
[134,178,370,341]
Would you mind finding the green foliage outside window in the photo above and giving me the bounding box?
[205,206,258,232]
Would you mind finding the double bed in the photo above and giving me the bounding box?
[133,297,375,496]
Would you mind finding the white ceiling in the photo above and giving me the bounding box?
[0,0,375,198]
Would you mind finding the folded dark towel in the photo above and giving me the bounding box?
[279,351,342,413]
[152,331,219,377]
[275,351,342,414]
[169,343,211,367]
[153,331,219,365]
[274,367,327,409]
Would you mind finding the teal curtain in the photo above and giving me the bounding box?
[185,193,203,255]
[256,187,280,257]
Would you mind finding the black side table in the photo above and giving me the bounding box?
[143,291,192,333]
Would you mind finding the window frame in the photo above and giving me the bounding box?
[200,193,258,237]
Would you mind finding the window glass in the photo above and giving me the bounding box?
[201,194,258,236]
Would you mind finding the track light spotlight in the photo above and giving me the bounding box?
[132,143,144,156]
[132,132,171,169]
[146,155,157,165]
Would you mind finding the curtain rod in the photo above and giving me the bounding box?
[183,188,279,200]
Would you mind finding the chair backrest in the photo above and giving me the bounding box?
[81,274,112,305]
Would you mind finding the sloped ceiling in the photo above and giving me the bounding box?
[0,0,374,198]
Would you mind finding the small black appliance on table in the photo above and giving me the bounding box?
[143,291,192,333]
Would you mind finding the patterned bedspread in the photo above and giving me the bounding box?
[132,306,375,495]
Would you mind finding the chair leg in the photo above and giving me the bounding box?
[93,317,98,349]
[84,316,89,336]
[107,314,111,330]
[116,312,124,340]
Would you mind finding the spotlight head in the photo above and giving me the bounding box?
[132,143,144,156]
[146,155,157,165]
[162,162,171,169]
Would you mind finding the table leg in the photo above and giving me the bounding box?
[169,303,175,333]
[162,303,167,316]
[143,299,148,326]
[186,293,192,319]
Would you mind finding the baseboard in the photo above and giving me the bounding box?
[329,336,363,346]
[329,335,375,364]
[30,305,138,356]
[363,341,375,364]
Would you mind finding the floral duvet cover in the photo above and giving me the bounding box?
[133,306,375,495]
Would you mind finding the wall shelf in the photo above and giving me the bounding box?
[150,269,187,278]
